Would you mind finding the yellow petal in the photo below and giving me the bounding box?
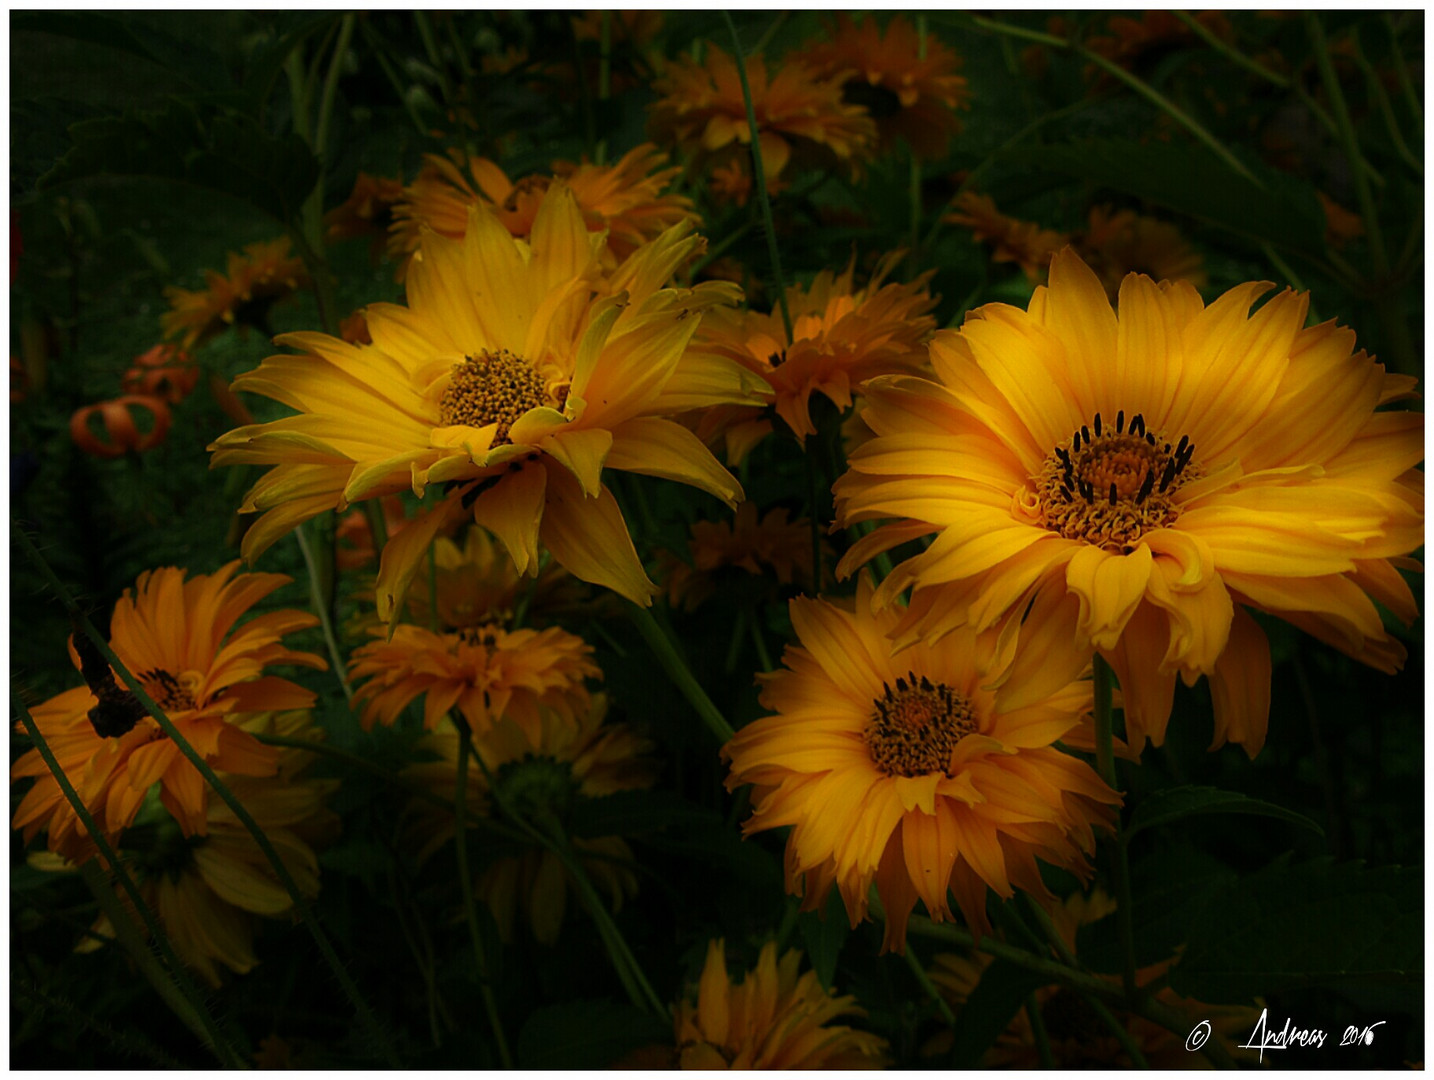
[538,465,656,605]
[470,462,548,577]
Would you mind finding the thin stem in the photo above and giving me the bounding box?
[451,715,514,1068]
[293,523,353,703]
[906,17,927,270]
[967,14,1262,187]
[1091,655,1138,1001]
[467,744,667,1016]
[359,17,429,135]
[1083,994,1151,1068]
[629,604,735,743]
[686,219,754,280]
[722,10,793,342]
[12,524,402,1068]
[1308,13,1390,278]
[362,500,389,563]
[594,11,612,166]
[749,613,774,674]
[804,437,825,594]
[1351,29,1423,177]
[903,941,956,1027]
[1027,993,1056,1068]
[13,691,242,1069]
[314,14,356,163]
[1172,10,1289,87]
[1384,14,1423,128]
[905,916,1124,1003]
[412,10,454,107]
[748,11,788,58]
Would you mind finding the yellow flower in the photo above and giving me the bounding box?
[835,249,1423,758]
[402,694,656,944]
[349,620,598,736]
[928,889,1260,1068]
[945,191,1070,282]
[661,501,825,611]
[648,44,876,184]
[1078,205,1207,301]
[210,184,760,611]
[324,171,406,262]
[162,238,308,349]
[388,144,695,275]
[799,14,972,160]
[697,252,937,446]
[11,563,324,861]
[672,939,888,1069]
[723,577,1119,952]
[74,711,337,986]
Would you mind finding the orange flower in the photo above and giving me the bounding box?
[723,577,1119,951]
[11,564,324,861]
[1078,206,1207,300]
[162,238,308,348]
[648,44,876,184]
[387,143,695,275]
[1317,191,1365,248]
[707,156,789,208]
[120,344,200,405]
[661,502,825,611]
[348,621,598,736]
[70,395,172,459]
[670,940,888,1068]
[799,14,971,159]
[1086,10,1234,74]
[697,252,937,447]
[324,171,405,261]
[945,191,1070,282]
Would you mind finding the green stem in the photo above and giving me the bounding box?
[1091,655,1137,1001]
[1384,14,1423,128]
[358,18,429,135]
[1172,9,1289,87]
[468,745,667,1017]
[12,523,402,1068]
[628,604,736,743]
[1351,29,1423,177]
[1307,13,1390,278]
[903,941,956,1027]
[722,10,793,342]
[749,613,774,674]
[1026,993,1056,1068]
[686,219,754,280]
[363,500,389,563]
[967,14,1262,187]
[451,715,514,1068]
[413,10,454,107]
[314,14,356,163]
[595,11,612,166]
[748,11,788,58]
[293,523,353,703]
[1084,993,1151,1069]
[13,691,241,1068]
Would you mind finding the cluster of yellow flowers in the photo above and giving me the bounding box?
[15,10,1422,1068]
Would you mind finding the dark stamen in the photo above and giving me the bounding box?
[1116,409,1125,433]
[1158,459,1178,492]
[1094,413,1102,437]
[1145,433,1156,446]
[1081,425,1091,446]
[1136,469,1155,504]
[1109,482,1118,506]
[1056,447,1070,468]
[1131,414,1146,437]
[1176,434,1189,457]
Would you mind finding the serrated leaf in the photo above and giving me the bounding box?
[516,999,670,1070]
[567,789,722,839]
[1169,857,1423,1003]
[1127,785,1324,841]
[1004,137,1327,258]
[947,960,1051,1067]
[798,888,850,991]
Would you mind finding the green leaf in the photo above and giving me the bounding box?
[516,999,670,1070]
[946,960,1050,1067]
[1003,137,1327,258]
[1077,847,1237,973]
[12,12,232,93]
[1169,856,1423,1003]
[798,888,850,991]
[39,101,319,224]
[1126,785,1324,841]
[567,789,720,839]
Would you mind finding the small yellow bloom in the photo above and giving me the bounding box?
[660,501,825,611]
[945,191,1070,282]
[162,238,308,349]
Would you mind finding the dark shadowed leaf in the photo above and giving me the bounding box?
[798,887,850,991]
[1127,785,1324,841]
[946,960,1051,1067]
[516,999,670,1069]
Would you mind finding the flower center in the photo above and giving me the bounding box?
[842,79,904,120]
[439,350,556,445]
[1036,411,1197,554]
[865,673,976,778]
[138,668,198,712]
